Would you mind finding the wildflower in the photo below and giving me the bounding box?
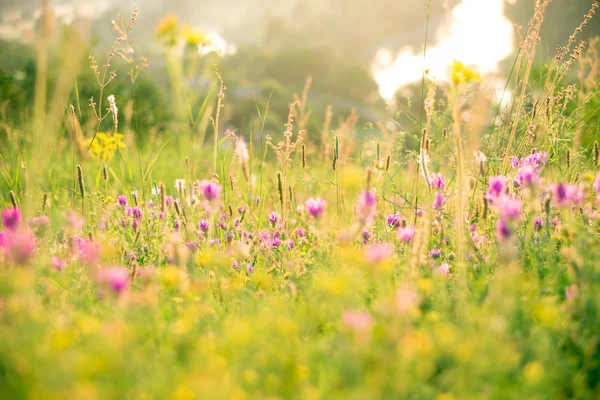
[496,218,511,240]
[2,207,22,231]
[357,190,377,225]
[165,196,174,207]
[428,248,442,259]
[398,226,415,243]
[365,243,395,263]
[269,211,279,226]
[77,237,101,266]
[29,216,49,237]
[195,180,222,202]
[247,263,254,273]
[386,213,402,229]
[305,197,326,219]
[362,229,372,244]
[199,219,209,232]
[118,195,128,207]
[288,240,295,250]
[487,176,505,203]
[51,256,66,271]
[551,183,584,207]
[232,259,239,269]
[341,311,373,332]
[534,216,543,231]
[97,267,129,294]
[295,227,306,238]
[434,262,451,277]
[433,193,445,210]
[430,172,445,189]
[498,196,522,220]
[3,228,36,265]
[183,26,208,47]
[127,207,143,219]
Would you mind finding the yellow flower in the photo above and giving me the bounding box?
[450,60,481,86]
[182,26,209,47]
[85,132,126,162]
[157,14,178,36]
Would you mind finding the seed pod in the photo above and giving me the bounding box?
[42,192,48,212]
[9,190,17,208]
[385,155,391,172]
[76,165,85,198]
[102,165,108,182]
[277,172,284,208]
[301,144,306,170]
[594,141,599,166]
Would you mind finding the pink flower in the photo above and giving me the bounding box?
[2,207,22,231]
[364,243,394,263]
[357,190,377,225]
[486,176,505,204]
[196,179,222,202]
[2,228,36,265]
[76,237,101,266]
[268,211,279,225]
[551,184,585,207]
[341,311,373,332]
[305,197,326,218]
[52,256,66,271]
[430,172,445,189]
[97,267,129,294]
[397,225,415,243]
[433,193,445,210]
[434,261,451,277]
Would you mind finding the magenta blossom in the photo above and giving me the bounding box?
[398,225,415,243]
[551,183,585,207]
[386,213,402,229]
[433,193,445,210]
[594,173,600,193]
[486,176,505,204]
[76,237,101,266]
[2,228,36,265]
[2,207,22,231]
[268,211,279,226]
[197,179,222,202]
[430,172,445,189]
[97,267,129,294]
[305,197,326,218]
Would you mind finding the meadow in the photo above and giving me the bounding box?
[1,1,600,399]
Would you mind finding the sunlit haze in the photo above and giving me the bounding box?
[372,0,515,100]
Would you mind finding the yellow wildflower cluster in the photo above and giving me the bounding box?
[155,14,210,48]
[85,132,125,162]
[450,60,482,86]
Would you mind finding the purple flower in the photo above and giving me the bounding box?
[386,213,402,229]
[247,263,254,273]
[165,196,174,207]
[534,216,543,231]
[288,240,295,250]
[430,172,445,189]
[126,207,143,219]
[2,208,22,231]
[487,176,505,203]
[398,226,415,243]
[496,218,511,240]
[433,193,445,210]
[268,211,279,226]
[498,195,522,220]
[362,228,372,244]
[97,267,129,294]
[295,227,306,238]
[118,195,128,207]
[428,248,442,259]
[551,184,584,207]
[199,219,209,232]
[197,179,222,202]
[305,197,326,218]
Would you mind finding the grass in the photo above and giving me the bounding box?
[0,2,600,399]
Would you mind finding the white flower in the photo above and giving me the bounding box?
[107,94,118,131]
